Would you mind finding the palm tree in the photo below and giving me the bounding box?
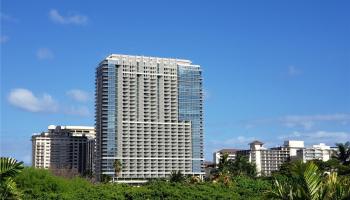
[334,142,350,165]
[320,172,350,199]
[213,153,232,185]
[218,153,230,174]
[170,171,185,183]
[268,162,350,200]
[113,159,122,183]
[0,157,24,200]
[230,155,256,177]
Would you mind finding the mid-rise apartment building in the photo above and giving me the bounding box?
[237,141,289,176]
[297,143,334,162]
[283,140,305,157]
[215,140,334,176]
[213,149,240,165]
[32,125,95,173]
[237,140,305,176]
[95,54,204,182]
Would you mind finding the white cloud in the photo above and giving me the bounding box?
[0,35,9,43]
[279,130,350,146]
[288,65,301,76]
[210,135,256,149]
[244,114,350,130]
[36,48,54,60]
[8,88,58,113]
[7,88,91,117]
[0,12,18,22]
[49,9,88,25]
[64,105,90,117]
[66,89,89,102]
[280,114,350,130]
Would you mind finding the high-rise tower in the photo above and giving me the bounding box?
[32,125,95,174]
[95,54,203,182]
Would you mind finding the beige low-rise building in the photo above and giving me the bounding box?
[213,149,240,165]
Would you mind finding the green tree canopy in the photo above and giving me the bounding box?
[169,171,185,183]
[229,155,256,177]
[268,161,350,200]
[334,141,350,165]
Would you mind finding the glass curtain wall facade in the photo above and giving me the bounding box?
[95,54,204,181]
[95,60,119,179]
[178,65,203,173]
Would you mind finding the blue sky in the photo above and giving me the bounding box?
[1,0,349,164]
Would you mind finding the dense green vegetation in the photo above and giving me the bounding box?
[11,167,270,200]
[268,142,350,200]
[269,161,350,199]
[1,141,349,199]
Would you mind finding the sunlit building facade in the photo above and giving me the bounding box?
[95,54,204,182]
[297,143,334,162]
[213,149,240,165]
[31,125,95,173]
[237,140,303,176]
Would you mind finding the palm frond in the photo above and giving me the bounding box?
[266,179,294,200]
[0,157,24,181]
[303,162,322,200]
[0,177,22,200]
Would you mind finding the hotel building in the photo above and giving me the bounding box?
[297,143,334,162]
[216,140,334,176]
[237,140,304,176]
[213,149,240,165]
[31,125,95,173]
[95,54,204,182]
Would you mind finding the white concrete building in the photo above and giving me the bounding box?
[32,125,95,173]
[297,143,334,162]
[95,54,204,182]
[283,140,305,157]
[213,149,240,165]
[238,140,301,176]
[221,140,333,176]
